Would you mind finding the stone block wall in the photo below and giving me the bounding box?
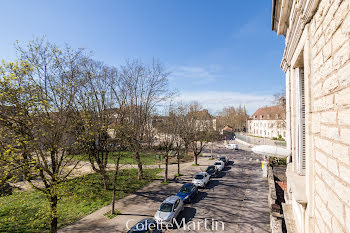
[310,0,350,232]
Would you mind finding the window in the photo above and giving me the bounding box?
[296,67,306,175]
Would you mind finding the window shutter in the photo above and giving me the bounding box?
[296,68,306,175]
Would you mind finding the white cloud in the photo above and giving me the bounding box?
[169,65,223,85]
[175,91,274,115]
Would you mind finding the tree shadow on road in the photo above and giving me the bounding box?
[206,179,220,189]
[173,207,197,229]
[191,190,208,204]
[214,171,227,178]
[228,160,235,166]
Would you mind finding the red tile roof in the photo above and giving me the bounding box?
[276,181,287,191]
[223,126,233,131]
[251,105,285,120]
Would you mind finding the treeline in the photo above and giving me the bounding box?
[216,105,248,131]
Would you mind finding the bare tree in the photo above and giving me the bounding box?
[216,105,248,132]
[114,59,171,180]
[273,91,287,130]
[76,60,118,190]
[176,102,214,165]
[188,103,213,165]
[157,105,178,182]
[177,104,194,163]
[273,91,286,109]
[174,139,184,175]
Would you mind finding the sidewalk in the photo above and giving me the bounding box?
[59,155,211,233]
[236,134,286,148]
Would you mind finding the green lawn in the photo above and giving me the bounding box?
[75,151,161,165]
[0,168,161,233]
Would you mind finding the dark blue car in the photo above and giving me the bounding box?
[176,183,198,203]
[127,218,162,233]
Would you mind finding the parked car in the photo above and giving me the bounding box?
[154,195,184,226]
[214,161,225,172]
[192,172,210,188]
[205,165,218,177]
[219,156,229,165]
[176,183,198,203]
[127,218,162,233]
[225,143,238,150]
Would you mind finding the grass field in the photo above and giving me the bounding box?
[0,168,161,233]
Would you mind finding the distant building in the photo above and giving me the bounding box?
[190,109,217,131]
[247,105,286,139]
[272,0,350,232]
[220,125,235,140]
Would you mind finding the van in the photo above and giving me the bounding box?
[225,143,238,150]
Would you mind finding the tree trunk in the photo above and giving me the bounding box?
[112,150,121,215]
[135,151,143,180]
[102,170,110,190]
[177,154,180,175]
[50,194,58,233]
[164,153,169,183]
[194,153,198,165]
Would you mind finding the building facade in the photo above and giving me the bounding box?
[247,105,287,139]
[272,0,350,232]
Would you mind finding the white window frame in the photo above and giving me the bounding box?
[295,67,306,175]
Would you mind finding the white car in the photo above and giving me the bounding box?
[192,172,210,188]
[214,160,225,172]
[226,143,238,150]
[154,195,184,226]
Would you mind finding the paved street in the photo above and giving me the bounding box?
[60,143,270,233]
[172,148,270,233]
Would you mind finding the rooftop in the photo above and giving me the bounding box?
[250,105,285,120]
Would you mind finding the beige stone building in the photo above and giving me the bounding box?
[247,105,287,139]
[272,0,350,232]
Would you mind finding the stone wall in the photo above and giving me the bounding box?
[309,0,350,232]
[268,166,283,233]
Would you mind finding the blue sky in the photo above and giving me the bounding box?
[0,0,285,114]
